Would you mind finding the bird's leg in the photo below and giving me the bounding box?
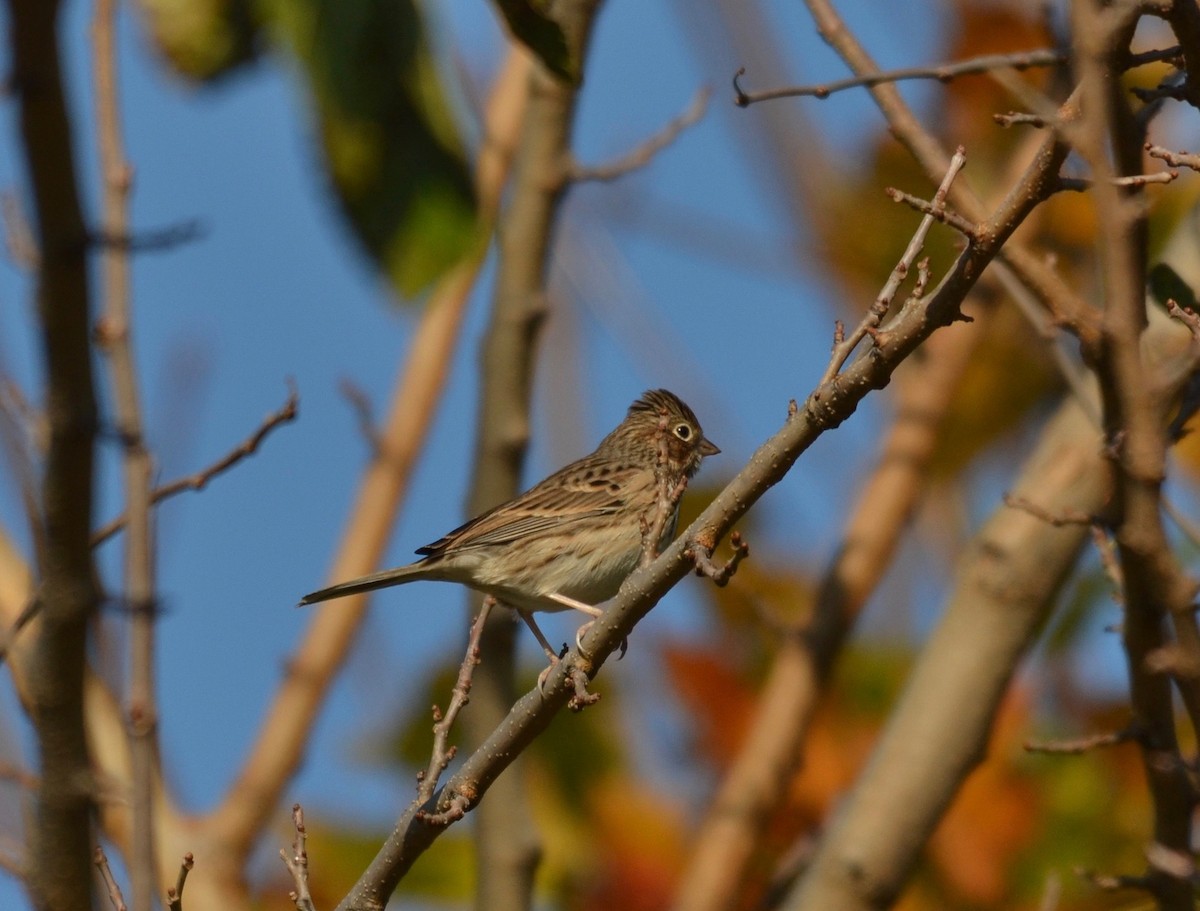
[517,610,563,695]
[546,593,606,658]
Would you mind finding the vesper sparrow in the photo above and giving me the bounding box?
[300,389,719,660]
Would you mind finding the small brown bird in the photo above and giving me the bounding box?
[300,389,719,660]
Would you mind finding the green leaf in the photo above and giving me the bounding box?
[1149,262,1198,312]
[490,0,580,84]
[132,0,258,80]
[262,0,479,298]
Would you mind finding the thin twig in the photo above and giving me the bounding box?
[1056,171,1178,191]
[1,191,37,269]
[568,87,710,182]
[87,220,204,252]
[1146,143,1200,172]
[165,853,193,911]
[280,804,317,911]
[819,146,968,386]
[1091,524,1126,601]
[338,378,381,456]
[885,187,979,238]
[1003,493,1095,526]
[91,382,299,546]
[1024,727,1136,754]
[94,846,128,911]
[733,49,1067,107]
[415,599,491,804]
[688,530,749,586]
[994,111,1054,129]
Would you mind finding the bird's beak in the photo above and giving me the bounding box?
[699,438,721,457]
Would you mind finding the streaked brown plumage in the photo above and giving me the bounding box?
[300,389,719,655]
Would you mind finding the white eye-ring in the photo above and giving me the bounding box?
[674,423,693,441]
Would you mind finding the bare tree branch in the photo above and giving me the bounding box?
[95,845,128,911]
[733,48,1068,106]
[8,0,102,907]
[1073,3,1199,906]
[279,805,317,911]
[567,87,710,182]
[90,384,299,547]
[164,853,193,911]
[90,2,160,906]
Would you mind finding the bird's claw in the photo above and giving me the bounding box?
[536,654,560,696]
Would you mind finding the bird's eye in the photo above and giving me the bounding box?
[674,423,692,440]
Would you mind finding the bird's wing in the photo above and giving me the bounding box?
[416,460,644,555]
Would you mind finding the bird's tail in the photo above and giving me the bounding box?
[298,562,430,606]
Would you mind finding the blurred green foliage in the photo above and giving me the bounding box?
[134,0,480,297]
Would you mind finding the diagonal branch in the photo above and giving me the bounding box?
[90,384,299,547]
[567,87,710,182]
[335,131,1068,910]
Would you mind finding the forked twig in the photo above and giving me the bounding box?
[819,146,969,386]
[94,846,127,911]
[689,530,749,586]
[1146,143,1200,172]
[416,599,492,804]
[165,853,194,911]
[279,804,317,911]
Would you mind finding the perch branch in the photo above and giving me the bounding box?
[336,130,1067,910]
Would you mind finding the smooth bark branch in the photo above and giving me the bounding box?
[9,1,101,909]
[785,397,1107,911]
[462,4,600,910]
[91,1,160,907]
